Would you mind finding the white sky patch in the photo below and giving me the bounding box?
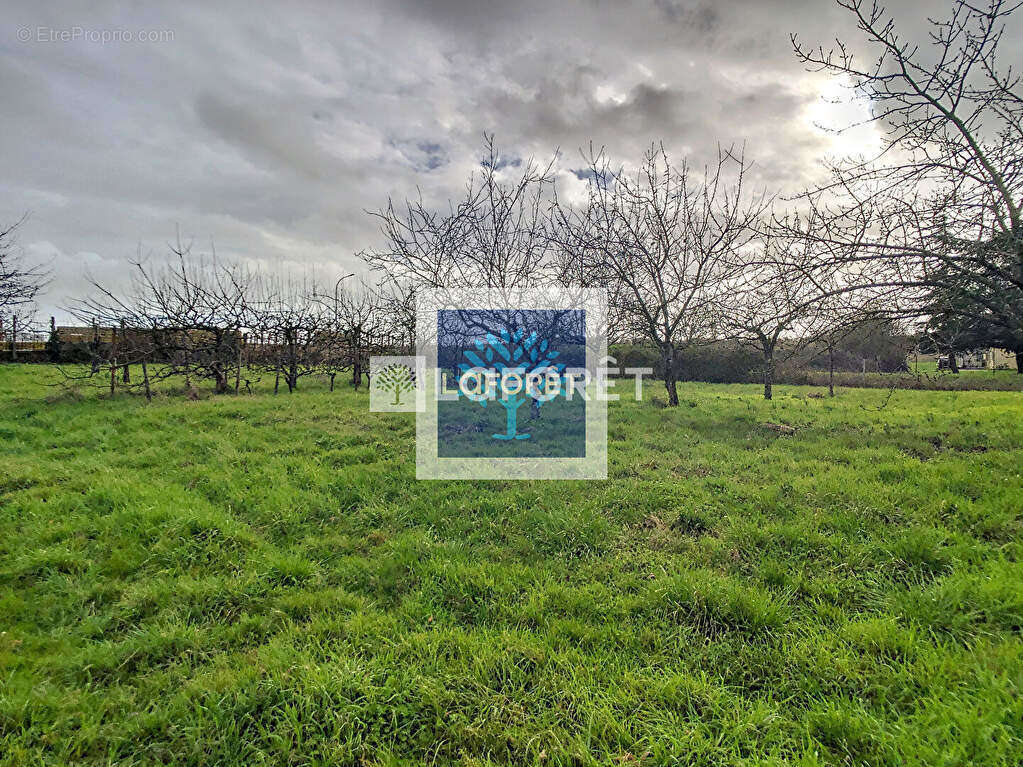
[594,83,627,106]
[24,240,66,261]
[803,74,883,162]
[257,229,348,267]
[556,168,591,209]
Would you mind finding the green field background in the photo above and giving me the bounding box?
[1,366,1021,765]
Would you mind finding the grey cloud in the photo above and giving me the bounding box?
[195,91,340,181]
[1,0,1019,321]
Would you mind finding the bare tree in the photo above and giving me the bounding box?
[363,134,559,289]
[370,274,418,355]
[1,217,47,356]
[344,286,385,389]
[310,274,355,392]
[814,302,889,395]
[68,238,252,396]
[315,280,385,390]
[248,277,327,394]
[555,144,768,405]
[0,217,47,314]
[789,0,1023,370]
[721,234,838,399]
[0,304,41,362]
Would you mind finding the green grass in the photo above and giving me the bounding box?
[1,365,1021,765]
[783,366,1023,391]
[438,394,586,457]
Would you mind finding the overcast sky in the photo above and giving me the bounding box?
[1,0,988,320]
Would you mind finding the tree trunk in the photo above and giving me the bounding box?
[329,373,336,392]
[1016,353,1022,374]
[661,345,679,406]
[828,340,835,397]
[235,335,243,394]
[288,344,297,392]
[213,366,229,394]
[141,359,152,402]
[351,326,363,389]
[91,323,100,374]
[663,373,679,406]
[762,349,774,400]
[948,352,959,374]
[120,322,129,382]
[110,325,117,395]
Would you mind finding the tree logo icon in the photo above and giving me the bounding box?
[376,362,417,405]
[458,327,566,440]
[369,356,424,412]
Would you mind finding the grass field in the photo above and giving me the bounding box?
[781,365,1023,392]
[1,365,1021,765]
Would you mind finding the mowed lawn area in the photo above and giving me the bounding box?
[1,365,1021,766]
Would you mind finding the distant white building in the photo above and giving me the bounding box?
[939,348,1015,370]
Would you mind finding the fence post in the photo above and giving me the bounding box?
[120,320,130,383]
[48,316,57,363]
[90,322,100,374]
[235,333,245,393]
[110,324,117,395]
[141,357,152,402]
